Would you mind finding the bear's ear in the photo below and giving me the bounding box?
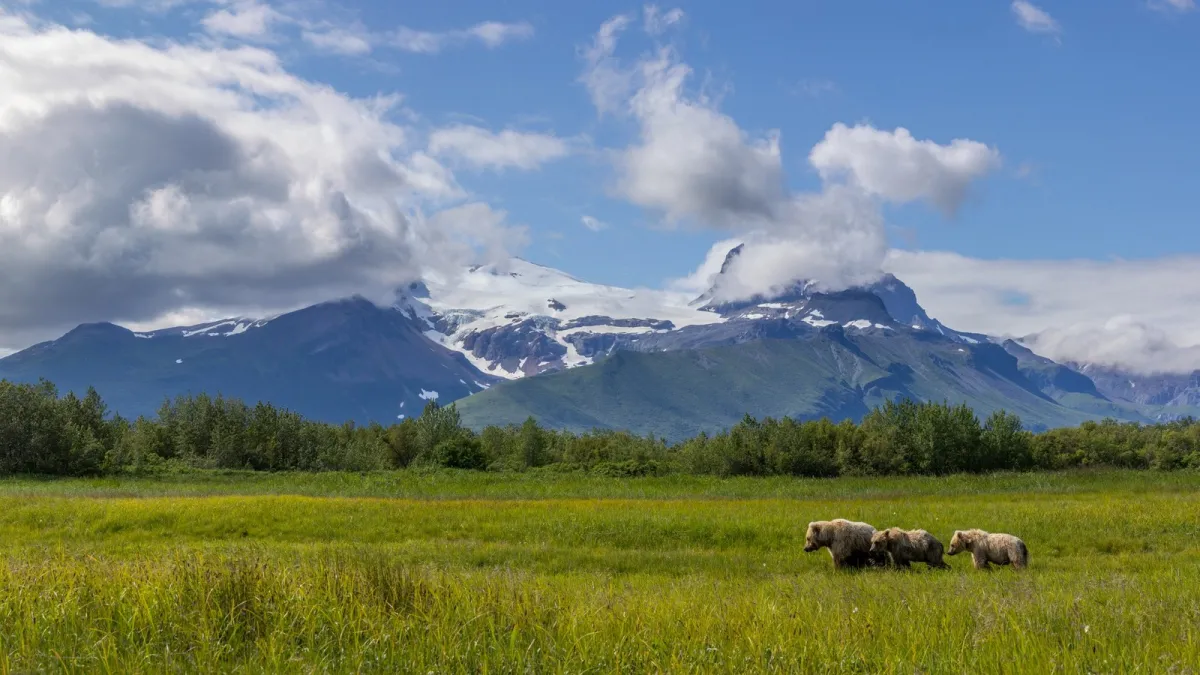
[810,524,820,534]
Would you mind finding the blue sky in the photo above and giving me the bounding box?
[2,0,1199,370]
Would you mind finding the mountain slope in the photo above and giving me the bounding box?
[456,328,1100,441]
[0,297,495,423]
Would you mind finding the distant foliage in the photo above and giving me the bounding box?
[1,378,1198,477]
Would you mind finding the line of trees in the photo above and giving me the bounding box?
[1,378,1198,477]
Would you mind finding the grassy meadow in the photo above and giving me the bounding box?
[0,469,1198,673]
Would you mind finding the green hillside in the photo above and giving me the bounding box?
[458,333,1113,440]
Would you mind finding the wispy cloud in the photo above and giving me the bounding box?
[428,125,571,171]
[643,5,684,35]
[581,215,608,232]
[1011,1,1061,36]
[791,78,838,99]
[1149,0,1196,13]
[393,20,534,54]
[301,25,372,56]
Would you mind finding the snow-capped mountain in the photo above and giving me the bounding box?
[414,258,722,379]
[5,250,1187,432]
[408,251,985,381]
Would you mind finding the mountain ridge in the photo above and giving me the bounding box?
[2,253,1190,433]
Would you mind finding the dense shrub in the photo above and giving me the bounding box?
[1,377,1198,477]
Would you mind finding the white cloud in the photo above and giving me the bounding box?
[616,49,787,227]
[202,0,278,39]
[587,16,999,302]
[467,20,534,48]
[0,14,525,352]
[301,26,372,56]
[1011,1,1061,35]
[1023,318,1200,376]
[884,250,1200,374]
[392,20,534,54]
[581,215,607,232]
[810,123,1002,217]
[643,5,684,35]
[578,13,634,116]
[428,125,570,171]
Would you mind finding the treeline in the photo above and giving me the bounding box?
[1,378,1199,477]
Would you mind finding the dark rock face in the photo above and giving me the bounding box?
[459,320,568,374]
[562,316,675,331]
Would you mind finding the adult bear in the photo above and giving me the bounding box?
[804,519,890,570]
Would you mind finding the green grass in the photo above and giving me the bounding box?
[1,469,1199,672]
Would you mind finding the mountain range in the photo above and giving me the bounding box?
[3,246,1197,439]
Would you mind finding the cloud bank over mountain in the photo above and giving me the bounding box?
[0,11,527,349]
[886,251,1200,374]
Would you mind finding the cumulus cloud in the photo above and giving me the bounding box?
[1011,1,1061,35]
[392,20,534,54]
[428,125,571,171]
[885,250,1200,374]
[586,15,1000,302]
[809,123,1002,217]
[0,14,525,352]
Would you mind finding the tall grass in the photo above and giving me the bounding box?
[1,549,1197,673]
[0,471,1198,672]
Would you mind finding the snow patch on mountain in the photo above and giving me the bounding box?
[419,257,726,378]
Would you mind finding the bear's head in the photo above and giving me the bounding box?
[869,529,890,554]
[803,522,826,552]
[948,530,969,555]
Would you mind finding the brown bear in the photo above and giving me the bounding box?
[868,527,950,569]
[804,519,890,570]
[947,529,1029,570]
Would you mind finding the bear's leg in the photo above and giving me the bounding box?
[971,550,990,570]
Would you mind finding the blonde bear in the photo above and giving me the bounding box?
[947,529,1029,570]
[804,519,890,570]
